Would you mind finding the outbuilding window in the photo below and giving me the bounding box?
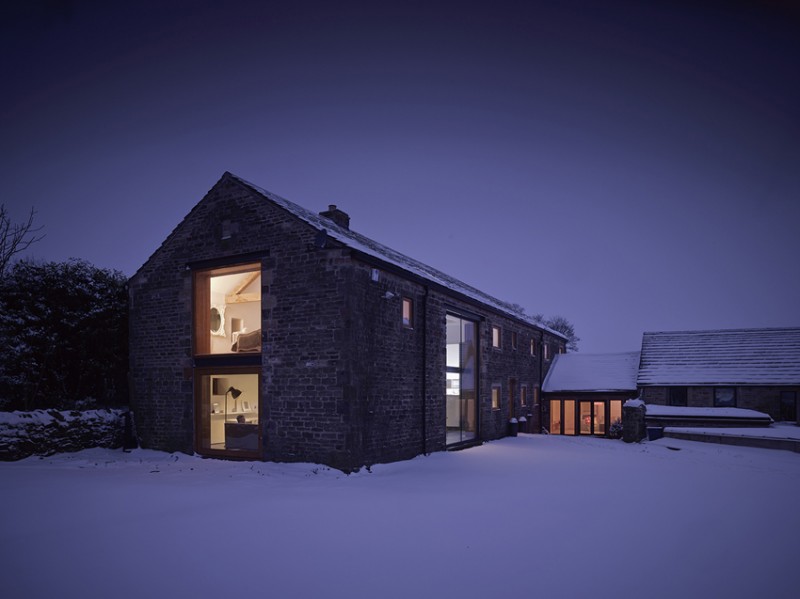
[714,387,736,408]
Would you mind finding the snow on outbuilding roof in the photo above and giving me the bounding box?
[229,173,566,339]
[542,351,641,393]
[637,328,800,386]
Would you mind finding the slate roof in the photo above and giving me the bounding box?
[229,172,567,340]
[542,351,640,393]
[637,328,800,386]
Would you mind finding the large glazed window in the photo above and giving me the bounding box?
[194,263,261,355]
[446,314,478,445]
[196,370,260,455]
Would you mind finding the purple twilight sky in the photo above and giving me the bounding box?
[2,0,798,353]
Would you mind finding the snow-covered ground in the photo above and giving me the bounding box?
[2,435,798,599]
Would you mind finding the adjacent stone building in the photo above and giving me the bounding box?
[129,172,566,471]
[638,328,800,424]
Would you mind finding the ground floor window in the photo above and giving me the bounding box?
[714,387,736,408]
[196,369,260,456]
[669,387,688,406]
[549,399,622,436]
[780,391,797,422]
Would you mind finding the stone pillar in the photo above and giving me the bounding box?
[622,400,646,443]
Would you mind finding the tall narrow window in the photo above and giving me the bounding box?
[521,384,528,407]
[492,326,501,349]
[563,400,576,435]
[402,297,413,328]
[511,331,518,350]
[530,339,536,357]
[446,314,478,445]
[550,400,562,434]
[492,384,501,409]
[543,343,550,360]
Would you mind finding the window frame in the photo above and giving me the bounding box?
[511,331,518,350]
[491,384,501,410]
[402,296,414,328]
[193,262,262,357]
[520,384,528,407]
[714,387,737,408]
[492,325,501,349]
[543,342,550,361]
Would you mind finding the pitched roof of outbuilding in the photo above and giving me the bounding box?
[228,172,567,339]
[637,328,800,386]
[542,351,641,393]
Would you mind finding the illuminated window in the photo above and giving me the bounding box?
[196,370,260,456]
[543,343,550,360]
[491,384,501,409]
[402,297,413,328]
[550,400,561,434]
[194,263,261,355]
[492,326,501,349]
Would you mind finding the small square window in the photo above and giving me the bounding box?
[491,384,501,409]
[492,326,501,349]
[714,387,736,408]
[511,331,518,350]
[402,297,413,328]
[669,387,688,406]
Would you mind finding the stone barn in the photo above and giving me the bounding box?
[129,172,565,470]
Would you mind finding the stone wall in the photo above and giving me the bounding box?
[639,386,800,421]
[0,409,128,461]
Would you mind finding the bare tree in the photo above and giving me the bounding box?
[0,205,44,276]
[544,315,580,352]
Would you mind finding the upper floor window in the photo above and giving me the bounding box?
[492,326,501,349]
[194,263,261,355]
[714,387,736,408]
[543,343,550,361]
[402,297,413,328]
[521,384,528,407]
[530,339,536,357]
[511,331,518,350]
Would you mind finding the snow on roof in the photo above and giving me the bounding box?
[229,173,566,339]
[637,327,800,386]
[542,351,640,392]
[645,404,770,420]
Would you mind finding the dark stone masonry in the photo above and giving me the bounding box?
[129,172,565,471]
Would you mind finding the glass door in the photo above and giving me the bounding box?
[446,314,478,445]
[196,370,260,456]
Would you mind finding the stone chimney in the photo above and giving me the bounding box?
[319,204,350,230]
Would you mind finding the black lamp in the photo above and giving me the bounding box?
[225,386,242,418]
